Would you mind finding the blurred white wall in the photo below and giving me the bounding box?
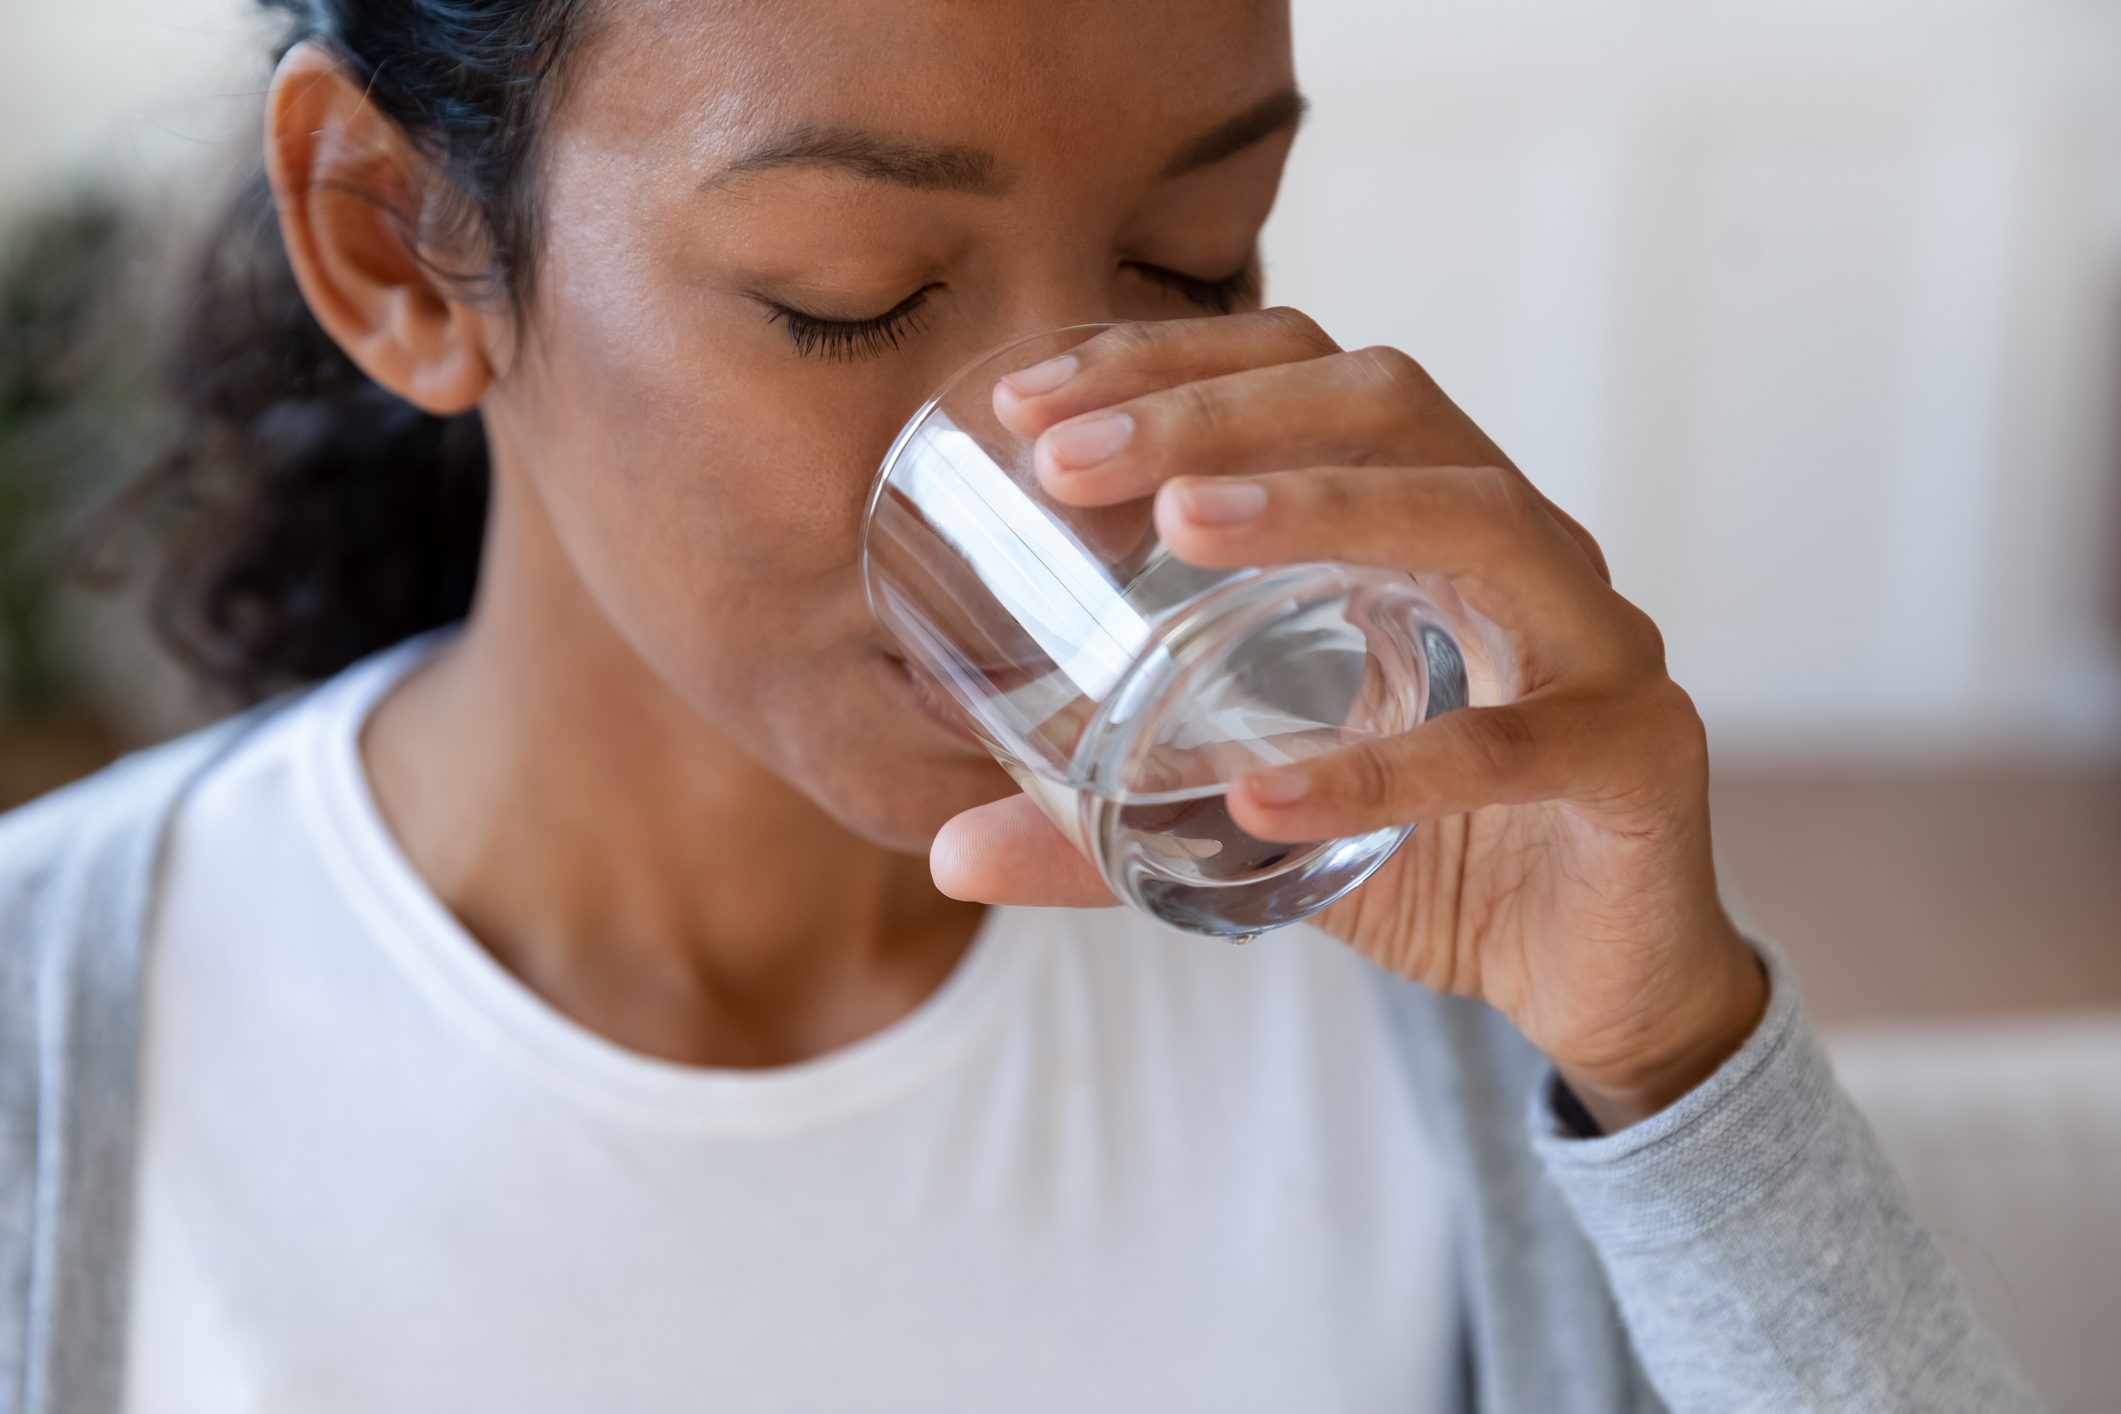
[1266,0,2121,762]
[0,0,260,206]
[5,0,2119,762]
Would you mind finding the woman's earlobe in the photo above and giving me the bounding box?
[395,292,494,416]
[264,40,494,417]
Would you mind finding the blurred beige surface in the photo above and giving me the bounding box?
[1714,765,2121,1023]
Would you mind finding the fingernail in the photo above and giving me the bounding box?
[1173,479,1266,526]
[1043,410,1134,470]
[1000,354,1077,397]
[1247,769,1311,806]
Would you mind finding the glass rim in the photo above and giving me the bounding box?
[859,321,1122,627]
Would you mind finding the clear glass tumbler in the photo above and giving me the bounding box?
[863,324,1469,941]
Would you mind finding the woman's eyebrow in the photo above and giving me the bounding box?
[700,85,1309,197]
[706,127,1008,195]
[1161,85,1308,179]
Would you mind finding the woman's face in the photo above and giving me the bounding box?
[484,0,1298,851]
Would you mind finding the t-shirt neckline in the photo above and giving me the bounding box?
[290,629,1024,1135]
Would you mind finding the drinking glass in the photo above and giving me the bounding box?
[863,324,1469,941]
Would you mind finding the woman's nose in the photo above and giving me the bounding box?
[988,273,1128,352]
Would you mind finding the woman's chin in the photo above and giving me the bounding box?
[822,740,1020,857]
[760,650,1025,855]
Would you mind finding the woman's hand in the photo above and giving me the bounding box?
[931,309,1766,1132]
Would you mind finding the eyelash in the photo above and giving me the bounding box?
[763,259,1262,361]
[1128,260,1261,315]
[765,286,936,361]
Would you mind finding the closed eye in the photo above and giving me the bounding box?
[762,284,940,361]
[1127,259,1261,315]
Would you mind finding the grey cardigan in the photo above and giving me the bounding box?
[0,696,2042,1414]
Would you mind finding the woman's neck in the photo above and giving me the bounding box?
[360,498,983,1069]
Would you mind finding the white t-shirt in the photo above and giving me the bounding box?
[123,637,1456,1413]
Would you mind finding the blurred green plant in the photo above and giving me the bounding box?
[0,192,154,717]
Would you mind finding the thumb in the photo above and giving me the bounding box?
[930,793,1117,908]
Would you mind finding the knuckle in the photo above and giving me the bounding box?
[1347,346,1443,464]
[1653,678,1703,737]
[1552,508,1614,583]
[1169,377,1230,443]
[1351,343,1431,395]
[1602,597,1668,672]
[1471,463,1539,522]
[1341,743,1398,812]
[1093,319,1162,365]
[1308,467,1362,525]
[1452,464,1545,556]
[1627,606,1669,668]
[1257,305,1340,356]
[1461,707,1538,782]
[1634,681,1709,783]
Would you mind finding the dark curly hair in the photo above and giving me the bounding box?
[119,0,592,701]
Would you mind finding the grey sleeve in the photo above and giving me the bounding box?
[1530,944,2045,1414]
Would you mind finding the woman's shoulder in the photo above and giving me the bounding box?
[0,699,296,915]
[0,700,312,1413]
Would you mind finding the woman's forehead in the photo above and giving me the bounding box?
[558,0,1294,182]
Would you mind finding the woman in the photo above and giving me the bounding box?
[0,1,2039,1410]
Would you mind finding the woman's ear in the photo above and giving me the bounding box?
[264,40,495,416]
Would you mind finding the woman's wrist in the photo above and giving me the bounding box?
[1552,924,1770,1134]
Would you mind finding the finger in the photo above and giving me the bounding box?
[930,793,1118,908]
[988,311,1603,589]
[1028,345,1511,507]
[999,330,1609,583]
[1544,499,1612,586]
[990,307,1344,439]
[1151,463,1633,667]
[1225,683,1701,842]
